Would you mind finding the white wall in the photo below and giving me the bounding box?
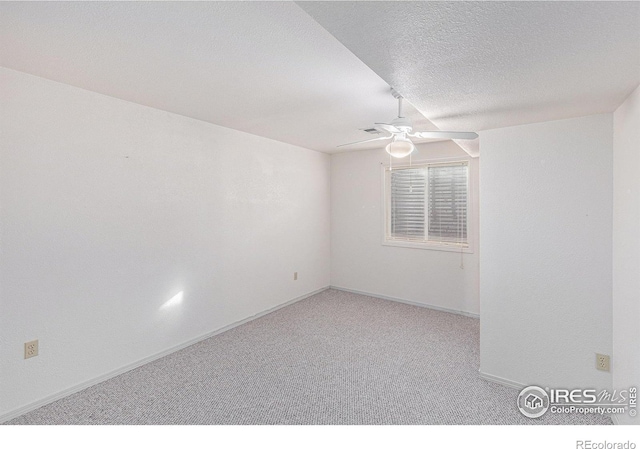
[0,68,330,419]
[613,85,640,425]
[330,142,480,316]
[479,114,613,391]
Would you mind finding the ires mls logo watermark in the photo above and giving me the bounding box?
[517,385,637,418]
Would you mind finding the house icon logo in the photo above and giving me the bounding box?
[517,386,550,418]
[525,394,543,409]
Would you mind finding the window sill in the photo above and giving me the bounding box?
[382,238,474,253]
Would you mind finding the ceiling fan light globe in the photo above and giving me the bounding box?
[385,140,415,158]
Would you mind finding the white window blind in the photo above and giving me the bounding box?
[428,164,468,243]
[387,161,468,246]
[390,168,426,238]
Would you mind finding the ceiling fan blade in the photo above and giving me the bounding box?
[412,131,479,140]
[374,123,401,134]
[336,135,392,148]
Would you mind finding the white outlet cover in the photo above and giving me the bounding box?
[596,353,610,372]
[24,340,39,359]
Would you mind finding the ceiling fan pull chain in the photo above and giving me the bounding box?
[409,156,413,193]
[409,151,413,192]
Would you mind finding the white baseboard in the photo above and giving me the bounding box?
[330,286,479,319]
[0,286,329,424]
[478,371,527,390]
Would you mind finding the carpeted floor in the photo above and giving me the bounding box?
[6,289,611,425]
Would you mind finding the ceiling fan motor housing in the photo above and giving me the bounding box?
[391,116,412,133]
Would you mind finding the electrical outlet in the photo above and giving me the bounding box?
[293,272,298,281]
[596,353,610,372]
[24,340,39,359]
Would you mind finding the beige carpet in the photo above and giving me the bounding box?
[6,289,611,425]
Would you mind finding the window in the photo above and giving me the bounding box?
[384,160,470,250]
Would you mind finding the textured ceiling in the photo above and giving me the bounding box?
[299,1,640,152]
[2,2,638,156]
[0,1,441,154]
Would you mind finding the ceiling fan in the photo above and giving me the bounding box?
[338,89,478,158]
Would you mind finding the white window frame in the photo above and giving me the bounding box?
[381,156,474,253]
